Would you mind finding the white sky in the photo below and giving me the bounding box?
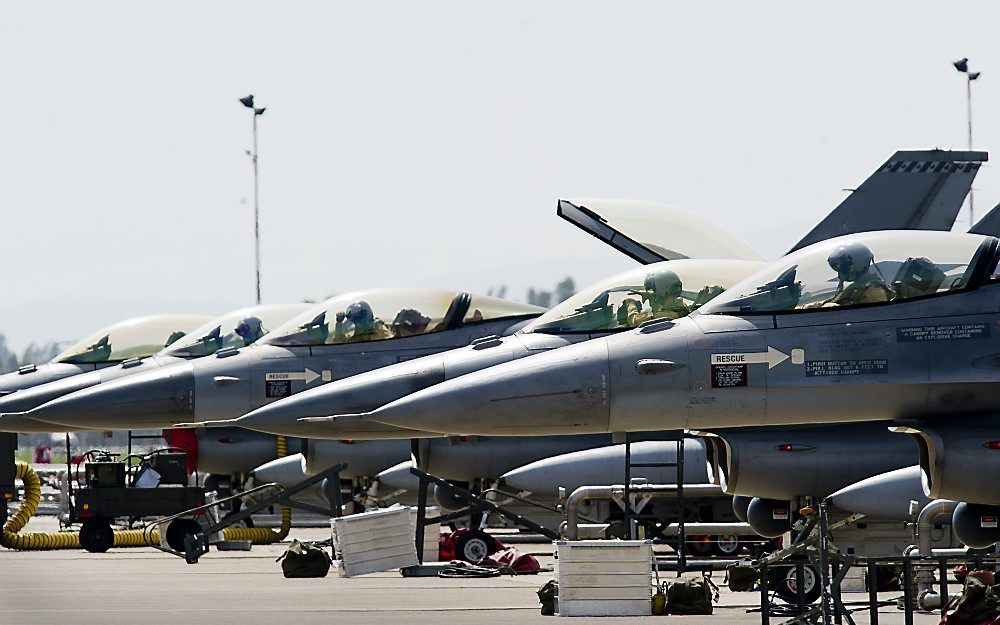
[1,2,997,352]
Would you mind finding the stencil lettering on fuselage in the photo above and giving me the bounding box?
[804,359,888,377]
[896,323,990,342]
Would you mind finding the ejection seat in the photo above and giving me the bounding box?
[890,257,946,300]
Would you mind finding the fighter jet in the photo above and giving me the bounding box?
[0,313,208,396]
[8,289,544,430]
[0,304,309,432]
[209,149,987,440]
[356,228,1000,437]
[0,312,209,433]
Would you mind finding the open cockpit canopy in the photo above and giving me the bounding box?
[558,198,764,264]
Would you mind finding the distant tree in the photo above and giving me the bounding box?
[0,334,18,374]
[527,288,552,308]
[487,285,508,299]
[554,277,576,303]
[21,341,64,366]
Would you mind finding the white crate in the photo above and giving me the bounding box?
[332,507,418,577]
[555,540,652,617]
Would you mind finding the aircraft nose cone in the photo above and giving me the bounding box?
[368,339,612,436]
[234,357,446,437]
[26,364,196,430]
[0,372,102,413]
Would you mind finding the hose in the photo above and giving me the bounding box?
[2,462,162,550]
[2,458,291,551]
[218,435,292,544]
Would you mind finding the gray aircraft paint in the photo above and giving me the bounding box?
[11,290,542,430]
[500,440,707,496]
[359,231,1000,442]
[228,149,983,441]
[692,422,916,500]
[789,150,986,251]
[0,305,309,433]
[0,314,210,397]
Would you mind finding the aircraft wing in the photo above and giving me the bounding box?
[789,149,988,253]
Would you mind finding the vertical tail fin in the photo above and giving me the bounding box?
[789,150,988,253]
[970,203,1000,237]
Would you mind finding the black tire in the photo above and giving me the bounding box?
[711,535,742,557]
[774,565,821,604]
[603,521,627,539]
[165,518,203,552]
[686,536,714,557]
[80,518,114,553]
[453,529,498,563]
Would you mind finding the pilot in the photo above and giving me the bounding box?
[333,300,393,343]
[234,316,264,346]
[618,269,691,326]
[391,308,432,338]
[819,242,893,306]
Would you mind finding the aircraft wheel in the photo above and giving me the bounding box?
[774,565,820,604]
[686,536,714,556]
[711,535,742,557]
[603,521,627,539]
[165,518,203,552]
[453,529,497,563]
[80,518,114,553]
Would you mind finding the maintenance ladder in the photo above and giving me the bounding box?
[622,433,688,573]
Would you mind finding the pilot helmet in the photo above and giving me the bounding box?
[234,316,264,345]
[644,269,683,299]
[827,242,874,282]
[345,301,375,326]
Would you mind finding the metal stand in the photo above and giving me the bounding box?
[409,466,560,563]
[164,462,347,564]
[126,430,164,459]
[624,433,688,573]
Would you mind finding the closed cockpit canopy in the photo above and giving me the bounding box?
[161,303,311,358]
[261,289,544,347]
[522,259,765,334]
[52,314,210,364]
[558,198,765,264]
[701,230,999,315]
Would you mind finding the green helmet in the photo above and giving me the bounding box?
[644,269,682,298]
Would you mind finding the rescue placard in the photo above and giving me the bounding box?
[266,380,292,398]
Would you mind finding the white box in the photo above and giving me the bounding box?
[333,507,419,577]
[555,540,652,617]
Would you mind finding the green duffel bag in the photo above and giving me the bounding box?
[276,539,333,578]
[727,563,759,592]
[666,576,716,615]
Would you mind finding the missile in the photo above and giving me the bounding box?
[828,465,930,521]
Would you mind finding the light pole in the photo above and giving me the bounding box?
[240,94,267,304]
[953,58,981,225]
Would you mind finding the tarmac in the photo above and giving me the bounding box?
[1,516,950,625]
